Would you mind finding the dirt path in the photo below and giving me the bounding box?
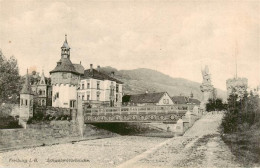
[117,113,241,168]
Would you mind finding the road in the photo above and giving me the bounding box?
[0,113,240,168]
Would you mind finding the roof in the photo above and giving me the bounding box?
[50,58,80,75]
[21,74,33,95]
[123,92,166,104]
[171,96,188,104]
[73,64,84,75]
[171,96,200,105]
[61,38,70,49]
[189,98,201,105]
[83,69,123,84]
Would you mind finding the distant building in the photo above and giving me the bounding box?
[122,92,173,106]
[171,95,200,110]
[22,70,52,107]
[226,77,248,99]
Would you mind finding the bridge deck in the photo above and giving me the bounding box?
[84,105,188,123]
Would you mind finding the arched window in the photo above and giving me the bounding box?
[39,90,42,95]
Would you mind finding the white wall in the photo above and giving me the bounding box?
[52,84,77,108]
[157,93,174,105]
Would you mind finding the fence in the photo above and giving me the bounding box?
[34,106,77,120]
[84,105,187,115]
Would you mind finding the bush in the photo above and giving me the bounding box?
[0,104,13,117]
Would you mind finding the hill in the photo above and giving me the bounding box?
[99,67,227,101]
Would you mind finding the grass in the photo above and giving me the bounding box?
[221,123,260,167]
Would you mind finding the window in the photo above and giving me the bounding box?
[70,100,76,108]
[116,84,119,92]
[43,90,45,96]
[82,95,85,100]
[39,90,42,95]
[87,95,90,100]
[82,84,84,89]
[87,83,90,89]
[57,92,59,98]
[20,99,23,105]
[25,99,28,106]
[97,81,100,90]
[97,92,100,101]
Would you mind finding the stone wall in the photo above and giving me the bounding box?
[0,121,115,151]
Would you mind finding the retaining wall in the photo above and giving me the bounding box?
[0,121,115,151]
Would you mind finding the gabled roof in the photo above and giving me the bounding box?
[83,69,123,84]
[50,58,79,75]
[73,64,84,75]
[123,92,166,104]
[171,96,188,104]
[171,96,200,105]
[189,98,201,105]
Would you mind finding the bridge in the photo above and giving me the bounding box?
[83,105,192,123]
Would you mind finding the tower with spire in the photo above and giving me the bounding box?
[50,35,84,108]
[20,69,34,121]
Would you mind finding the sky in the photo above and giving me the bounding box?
[0,0,259,90]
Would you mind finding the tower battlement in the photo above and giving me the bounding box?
[226,77,248,98]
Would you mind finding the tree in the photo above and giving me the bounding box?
[221,88,260,133]
[0,49,21,104]
[206,98,225,111]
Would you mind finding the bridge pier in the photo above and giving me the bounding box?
[77,97,84,138]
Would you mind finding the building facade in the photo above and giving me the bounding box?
[78,65,123,107]
[49,35,123,108]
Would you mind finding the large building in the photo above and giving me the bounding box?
[50,35,123,108]
[78,65,123,107]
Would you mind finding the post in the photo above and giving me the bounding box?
[77,94,84,138]
[174,119,184,136]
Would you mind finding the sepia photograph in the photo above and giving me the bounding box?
[0,0,259,167]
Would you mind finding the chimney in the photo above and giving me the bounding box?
[97,65,100,72]
[90,64,93,71]
[111,71,115,77]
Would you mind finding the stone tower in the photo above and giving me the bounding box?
[200,65,214,110]
[50,35,81,108]
[226,77,248,100]
[20,69,34,121]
